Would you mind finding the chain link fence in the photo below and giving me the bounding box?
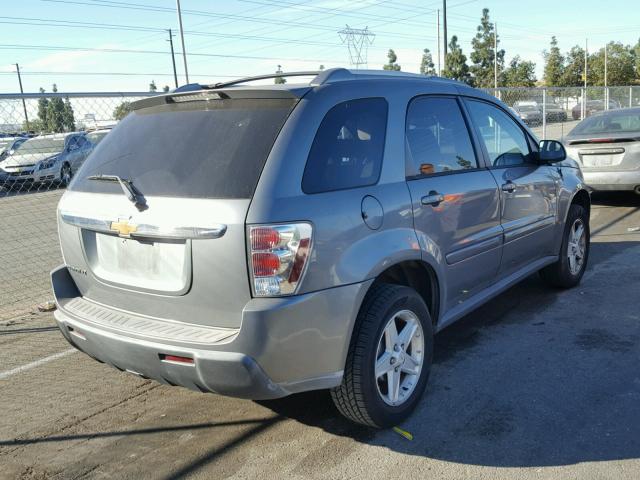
[1,85,639,322]
[484,85,640,141]
[0,92,154,321]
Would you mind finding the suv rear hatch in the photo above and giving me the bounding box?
[58,89,301,329]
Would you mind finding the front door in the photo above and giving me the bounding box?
[405,96,503,312]
[464,99,558,277]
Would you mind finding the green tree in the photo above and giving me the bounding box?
[589,42,635,86]
[383,49,401,71]
[113,101,132,121]
[62,97,76,131]
[502,56,537,87]
[469,8,504,87]
[274,65,286,84]
[319,64,325,71]
[149,80,157,92]
[46,84,67,133]
[37,87,49,130]
[163,85,170,92]
[543,36,564,86]
[561,45,586,87]
[420,48,436,75]
[442,36,472,85]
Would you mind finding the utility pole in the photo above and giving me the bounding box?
[437,9,441,75]
[494,22,498,89]
[13,63,29,131]
[338,25,375,68]
[442,0,448,68]
[175,0,189,83]
[167,29,178,88]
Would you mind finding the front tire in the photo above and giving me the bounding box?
[331,283,434,428]
[540,203,589,288]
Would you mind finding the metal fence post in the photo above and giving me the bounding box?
[542,88,547,139]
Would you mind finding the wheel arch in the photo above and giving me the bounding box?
[369,259,441,325]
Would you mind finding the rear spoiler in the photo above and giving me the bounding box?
[131,87,308,111]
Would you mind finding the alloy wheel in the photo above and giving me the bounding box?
[375,309,424,407]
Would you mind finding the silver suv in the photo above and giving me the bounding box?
[51,69,590,428]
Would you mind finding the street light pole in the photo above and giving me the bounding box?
[437,9,441,76]
[442,0,448,70]
[167,29,179,88]
[175,0,189,84]
[14,63,29,131]
[494,22,498,90]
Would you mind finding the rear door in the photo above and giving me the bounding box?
[59,94,298,329]
[405,95,503,311]
[464,98,559,277]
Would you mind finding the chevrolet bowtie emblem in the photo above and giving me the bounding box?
[110,219,138,238]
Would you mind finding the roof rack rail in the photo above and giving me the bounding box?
[170,68,462,94]
[210,69,342,89]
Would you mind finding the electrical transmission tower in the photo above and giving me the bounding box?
[338,25,375,68]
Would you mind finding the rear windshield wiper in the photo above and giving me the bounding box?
[87,174,147,211]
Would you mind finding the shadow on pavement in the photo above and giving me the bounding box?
[261,238,640,468]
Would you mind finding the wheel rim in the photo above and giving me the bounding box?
[374,309,424,407]
[61,165,71,185]
[568,218,586,275]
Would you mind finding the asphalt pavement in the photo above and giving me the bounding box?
[1,191,639,480]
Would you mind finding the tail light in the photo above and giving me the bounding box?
[248,223,312,297]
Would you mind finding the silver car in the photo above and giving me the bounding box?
[51,69,591,427]
[0,132,93,187]
[564,107,640,193]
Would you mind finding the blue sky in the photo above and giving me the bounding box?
[0,0,638,92]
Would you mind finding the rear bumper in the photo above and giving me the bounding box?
[583,170,640,191]
[51,265,372,400]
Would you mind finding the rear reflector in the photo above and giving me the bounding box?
[159,354,195,365]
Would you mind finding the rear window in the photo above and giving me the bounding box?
[302,98,388,194]
[572,112,640,135]
[70,98,296,198]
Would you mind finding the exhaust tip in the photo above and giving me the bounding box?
[634,186,640,196]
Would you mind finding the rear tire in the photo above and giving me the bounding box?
[331,283,433,428]
[540,204,589,288]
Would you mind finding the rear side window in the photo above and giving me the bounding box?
[302,98,388,194]
[406,96,478,177]
[70,98,296,198]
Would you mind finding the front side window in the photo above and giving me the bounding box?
[466,100,533,167]
[302,98,388,194]
[405,96,478,177]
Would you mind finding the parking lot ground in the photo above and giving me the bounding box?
[1,192,640,480]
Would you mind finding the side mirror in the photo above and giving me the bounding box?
[539,139,566,163]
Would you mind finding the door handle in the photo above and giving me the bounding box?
[421,191,445,207]
[501,181,517,193]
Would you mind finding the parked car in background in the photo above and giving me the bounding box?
[0,136,28,161]
[51,69,591,428]
[542,102,567,122]
[571,99,622,120]
[0,132,94,188]
[85,128,112,144]
[564,107,640,193]
[512,103,543,126]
